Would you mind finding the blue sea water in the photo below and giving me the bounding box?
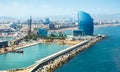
[0,43,69,70]
[55,26,120,72]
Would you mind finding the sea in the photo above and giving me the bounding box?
[55,26,120,72]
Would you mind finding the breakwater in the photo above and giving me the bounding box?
[31,35,105,72]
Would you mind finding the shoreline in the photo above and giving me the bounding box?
[0,40,43,55]
[49,24,120,31]
[95,24,120,28]
[0,23,116,71]
[0,39,79,55]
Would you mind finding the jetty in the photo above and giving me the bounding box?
[30,40,88,72]
[30,35,105,72]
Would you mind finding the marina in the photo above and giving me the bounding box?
[0,43,69,70]
[0,33,106,72]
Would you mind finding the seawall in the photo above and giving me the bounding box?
[30,40,88,72]
[32,35,105,72]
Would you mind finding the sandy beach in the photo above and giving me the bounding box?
[49,24,120,32]
[0,38,80,55]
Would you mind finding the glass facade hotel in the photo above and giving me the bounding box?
[78,11,94,35]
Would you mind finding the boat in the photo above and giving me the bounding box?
[10,50,24,53]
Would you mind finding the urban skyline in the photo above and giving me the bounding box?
[0,0,120,18]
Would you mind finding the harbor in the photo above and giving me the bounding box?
[3,34,105,72]
[0,11,108,72]
[0,41,69,71]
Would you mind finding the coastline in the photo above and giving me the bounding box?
[0,39,80,55]
[0,23,120,54]
[49,24,120,32]
[95,24,120,28]
[0,23,118,71]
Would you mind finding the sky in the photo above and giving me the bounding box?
[0,0,120,18]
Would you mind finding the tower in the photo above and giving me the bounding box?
[44,18,50,24]
[78,11,94,35]
[28,16,32,35]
